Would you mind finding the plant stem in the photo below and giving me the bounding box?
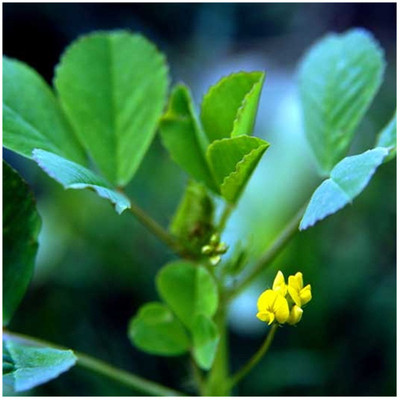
[3,331,186,396]
[217,203,234,233]
[203,304,230,396]
[229,204,306,299]
[127,199,188,257]
[229,323,278,389]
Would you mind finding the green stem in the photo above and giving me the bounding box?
[229,323,278,389]
[4,331,186,397]
[203,304,230,396]
[128,199,188,257]
[217,203,234,233]
[229,204,306,300]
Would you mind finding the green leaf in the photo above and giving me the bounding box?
[156,261,218,329]
[170,181,215,255]
[206,136,269,203]
[300,147,389,230]
[200,71,265,141]
[3,162,41,325]
[376,112,396,162]
[299,28,385,175]
[3,57,86,165]
[32,149,130,214]
[55,31,169,186]
[160,85,217,191]
[191,314,220,370]
[128,302,190,356]
[3,338,77,392]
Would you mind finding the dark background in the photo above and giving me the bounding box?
[3,3,396,396]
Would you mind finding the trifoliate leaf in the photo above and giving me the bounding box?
[206,136,269,203]
[299,29,385,175]
[191,314,220,370]
[160,84,217,191]
[3,57,86,165]
[300,147,389,230]
[375,112,396,162]
[3,162,41,325]
[32,149,130,214]
[128,302,190,356]
[55,31,169,186]
[201,71,265,142]
[3,338,77,392]
[156,261,218,329]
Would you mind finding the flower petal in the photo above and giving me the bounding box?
[272,270,287,296]
[257,289,276,311]
[288,285,302,307]
[273,294,289,324]
[287,305,303,325]
[300,284,312,305]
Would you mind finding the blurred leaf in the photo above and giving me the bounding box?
[206,136,269,203]
[191,314,219,370]
[3,338,77,392]
[300,147,389,230]
[32,149,130,214]
[200,71,265,142]
[156,261,218,329]
[128,302,190,356]
[3,57,86,165]
[299,29,385,175]
[55,31,169,186]
[376,112,396,162]
[160,85,217,191]
[170,181,214,255]
[3,162,41,325]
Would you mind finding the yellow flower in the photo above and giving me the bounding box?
[288,272,312,307]
[287,305,303,325]
[256,289,289,325]
[272,270,287,296]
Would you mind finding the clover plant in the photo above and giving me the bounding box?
[3,28,396,395]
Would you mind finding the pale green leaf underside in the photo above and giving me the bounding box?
[55,31,169,186]
[192,314,220,370]
[128,302,190,356]
[376,112,396,162]
[3,162,41,325]
[3,338,77,392]
[201,71,265,142]
[32,149,130,214]
[156,261,218,329]
[3,57,86,165]
[299,28,385,175]
[300,147,389,230]
[207,135,269,203]
[159,84,217,191]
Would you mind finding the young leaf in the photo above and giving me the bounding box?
[3,57,86,165]
[156,261,218,329]
[3,338,77,392]
[206,136,269,203]
[170,181,215,255]
[128,302,190,356]
[299,29,385,175]
[3,162,41,325]
[160,85,217,191]
[32,149,130,214]
[55,31,169,186]
[375,112,396,162]
[191,314,220,370]
[200,71,265,141]
[300,147,389,230]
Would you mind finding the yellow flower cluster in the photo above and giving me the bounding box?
[256,271,312,326]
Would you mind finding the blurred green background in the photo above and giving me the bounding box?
[3,3,396,396]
